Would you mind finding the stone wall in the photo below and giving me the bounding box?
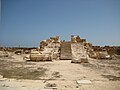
[30,35,120,61]
[71,35,86,43]
[71,43,88,63]
[30,36,61,61]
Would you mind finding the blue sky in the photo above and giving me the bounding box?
[1,0,120,47]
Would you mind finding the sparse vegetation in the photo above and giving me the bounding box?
[0,60,47,80]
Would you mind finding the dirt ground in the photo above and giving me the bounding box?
[0,52,120,90]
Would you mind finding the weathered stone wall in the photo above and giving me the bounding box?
[30,36,61,61]
[70,35,91,63]
[71,43,88,63]
[32,36,61,61]
[71,35,86,43]
[30,35,120,61]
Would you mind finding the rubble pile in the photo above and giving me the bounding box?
[0,47,36,53]
[89,51,111,59]
[0,51,9,57]
[91,46,120,59]
[28,35,119,62]
[14,50,23,55]
[71,35,86,43]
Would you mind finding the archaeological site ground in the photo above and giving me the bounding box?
[0,35,120,90]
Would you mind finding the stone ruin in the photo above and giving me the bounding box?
[29,35,120,62]
[29,35,91,63]
[30,36,60,61]
[71,35,92,63]
[90,46,120,59]
[1,35,119,62]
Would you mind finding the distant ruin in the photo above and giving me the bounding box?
[27,35,119,62]
[28,35,90,62]
[0,35,120,62]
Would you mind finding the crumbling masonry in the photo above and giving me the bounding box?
[30,35,111,62]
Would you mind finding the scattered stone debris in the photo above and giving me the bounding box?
[91,46,120,59]
[52,71,61,78]
[102,75,120,81]
[14,50,23,55]
[45,83,57,87]
[1,35,119,63]
[0,51,9,57]
[89,50,111,59]
[76,80,92,84]
[0,44,120,90]
[45,83,57,90]
[23,55,30,61]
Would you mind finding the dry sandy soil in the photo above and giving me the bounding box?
[0,52,120,90]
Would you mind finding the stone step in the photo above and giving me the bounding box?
[60,42,72,60]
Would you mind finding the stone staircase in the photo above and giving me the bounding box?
[71,43,88,63]
[60,42,72,60]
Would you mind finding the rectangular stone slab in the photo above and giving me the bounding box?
[76,80,92,84]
